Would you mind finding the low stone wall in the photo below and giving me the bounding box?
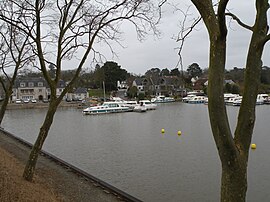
[6,102,80,110]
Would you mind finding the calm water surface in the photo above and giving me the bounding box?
[2,102,270,202]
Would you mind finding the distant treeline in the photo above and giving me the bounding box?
[17,62,270,93]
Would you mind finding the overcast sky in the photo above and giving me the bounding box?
[88,0,270,75]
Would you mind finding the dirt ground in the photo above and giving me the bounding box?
[0,129,131,202]
[0,147,62,202]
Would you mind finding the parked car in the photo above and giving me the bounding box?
[15,99,22,104]
[23,99,30,103]
[31,99,37,103]
[42,99,49,103]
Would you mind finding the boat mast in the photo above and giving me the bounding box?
[103,81,106,101]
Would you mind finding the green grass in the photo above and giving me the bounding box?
[88,89,108,97]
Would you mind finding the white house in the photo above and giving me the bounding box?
[12,77,67,101]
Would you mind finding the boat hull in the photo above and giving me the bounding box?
[83,107,130,115]
[82,102,131,115]
[133,104,147,113]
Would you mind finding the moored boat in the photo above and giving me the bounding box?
[82,102,130,115]
[182,95,196,103]
[224,93,239,102]
[151,95,175,103]
[133,104,147,112]
[257,94,268,105]
[227,94,267,106]
[138,100,157,110]
[233,98,242,106]
[226,96,242,105]
[264,97,270,104]
[124,100,138,109]
[188,96,207,104]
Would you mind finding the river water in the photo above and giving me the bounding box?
[2,102,270,202]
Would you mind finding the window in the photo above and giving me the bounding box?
[20,82,25,87]
[142,80,148,86]
[28,82,34,87]
[39,89,42,92]
[160,79,165,85]
[38,82,43,87]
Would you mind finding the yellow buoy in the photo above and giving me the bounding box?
[251,144,257,149]
[161,128,165,133]
[177,131,182,136]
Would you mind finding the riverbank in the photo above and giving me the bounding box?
[0,146,61,201]
[6,101,83,110]
[0,129,133,202]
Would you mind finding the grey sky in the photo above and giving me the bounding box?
[94,0,270,75]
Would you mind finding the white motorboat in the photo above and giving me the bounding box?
[256,98,264,105]
[124,100,138,109]
[257,94,268,105]
[233,98,242,106]
[224,93,239,102]
[151,95,175,103]
[204,97,208,105]
[226,96,242,105]
[229,94,266,106]
[133,104,147,112]
[82,102,130,115]
[138,100,157,110]
[188,96,207,104]
[182,95,196,103]
[109,97,139,110]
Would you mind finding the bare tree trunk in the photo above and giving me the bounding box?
[0,94,10,124]
[0,81,17,125]
[190,0,270,200]
[23,100,58,181]
[221,161,247,202]
[208,37,247,202]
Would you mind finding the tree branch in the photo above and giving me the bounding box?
[217,0,229,37]
[225,12,253,31]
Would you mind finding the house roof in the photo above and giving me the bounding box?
[133,78,144,86]
[14,77,66,88]
[133,76,181,87]
[15,77,48,88]
[148,76,158,85]
[193,78,208,90]
[159,76,179,85]
[57,80,66,88]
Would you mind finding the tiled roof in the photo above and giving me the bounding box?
[15,77,47,88]
[14,77,66,88]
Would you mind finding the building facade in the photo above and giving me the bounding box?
[13,78,48,101]
[12,77,67,101]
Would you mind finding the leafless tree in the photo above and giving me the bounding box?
[186,0,270,201]
[173,5,201,94]
[0,0,163,181]
[0,5,34,125]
